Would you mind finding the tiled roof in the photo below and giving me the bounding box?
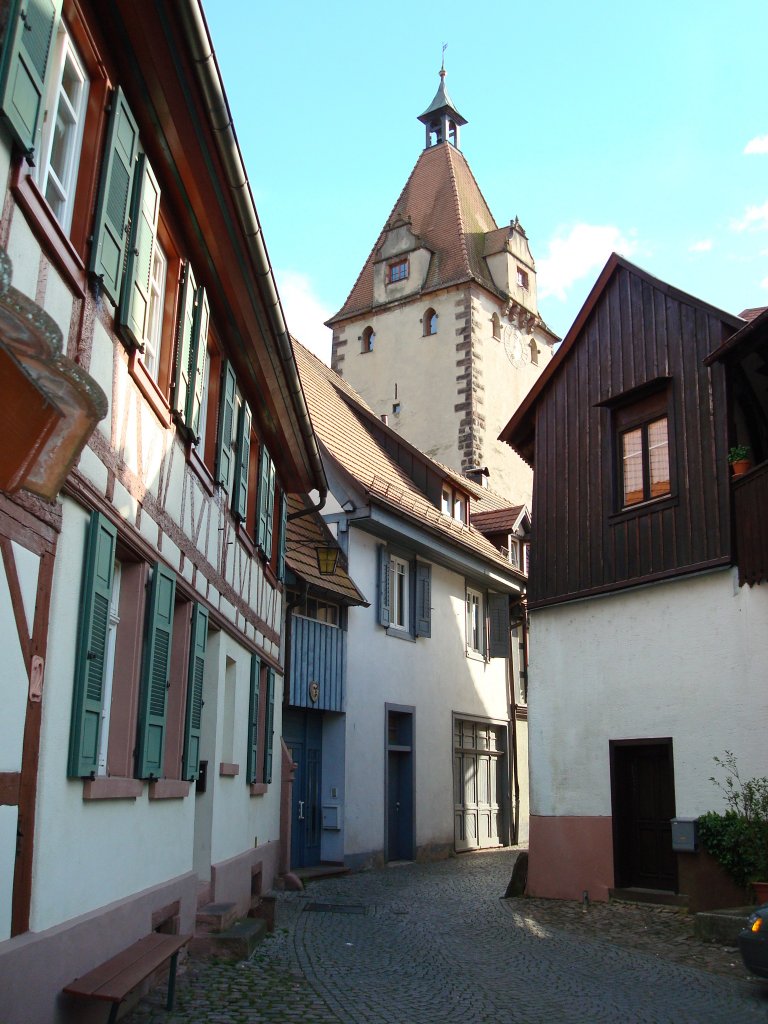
[471,506,526,533]
[293,340,524,578]
[739,306,768,323]
[328,143,500,324]
[285,494,368,605]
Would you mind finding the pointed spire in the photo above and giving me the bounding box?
[417,59,467,151]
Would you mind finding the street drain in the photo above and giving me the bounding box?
[305,902,366,915]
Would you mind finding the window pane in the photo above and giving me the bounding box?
[144,243,167,380]
[622,428,644,505]
[648,417,670,498]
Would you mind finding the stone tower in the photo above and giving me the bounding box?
[327,69,557,506]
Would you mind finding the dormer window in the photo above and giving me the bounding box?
[517,267,529,290]
[423,308,438,336]
[441,483,468,524]
[361,326,375,353]
[388,260,409,284]
[491,313,501,340]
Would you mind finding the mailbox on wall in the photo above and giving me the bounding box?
[671,817,698,852]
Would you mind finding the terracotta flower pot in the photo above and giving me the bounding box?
[731,459,752,478]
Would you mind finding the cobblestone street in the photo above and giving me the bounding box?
[129,850,768,1024]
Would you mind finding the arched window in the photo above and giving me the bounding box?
[491,313,501,340]
[361,326,375,354]
[423,308,438,336]
[529,339,539,365]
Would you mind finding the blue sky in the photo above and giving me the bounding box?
[205,1,768,362]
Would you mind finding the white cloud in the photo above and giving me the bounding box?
[744,135,768,155]
[688,239,713,253]
[732,201,768,232]
[537,224,637,302]
[275,270,333,365]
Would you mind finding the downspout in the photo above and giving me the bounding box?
[176,1,327,503]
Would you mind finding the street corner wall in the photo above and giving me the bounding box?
[526,814,615,901]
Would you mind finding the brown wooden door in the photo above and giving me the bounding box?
[611,740,677,891]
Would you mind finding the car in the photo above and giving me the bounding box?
[738,904,768,979]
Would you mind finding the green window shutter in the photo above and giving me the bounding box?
[189,287,210,441]
[276,491,287,582]
[118,153,160,350]
[246,654,261,783]
[89,87,139,304]
[172,261,197,425]
[256,446,276,554]
[414,562,432,638]
[67,511,116,778]
[377,544,390,628]
[488,592,510,659]
[182,602,207,782]
[136,563,176,779]
[232,400,252,521]
[215,361,237,490]
[263,667,276,784]
[0,0,61,159]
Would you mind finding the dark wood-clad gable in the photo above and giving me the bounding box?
[525,260,735,607]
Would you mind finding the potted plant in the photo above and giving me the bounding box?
[698,752,768,902]
[728,444,752,478]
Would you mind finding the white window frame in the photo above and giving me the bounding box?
[38,23,89,234]
[466,587,484,656]
[389,555,409,632]
[142,241,167,381]
[97,560,121,776]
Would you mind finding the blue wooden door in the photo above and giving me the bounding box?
[284,709,322,868]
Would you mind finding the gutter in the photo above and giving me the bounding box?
[176,1,327,501]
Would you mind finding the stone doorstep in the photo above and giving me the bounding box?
[196,900,240,934]
[189,917,268,961]
[694,906,754,946]
[609,887,689,909]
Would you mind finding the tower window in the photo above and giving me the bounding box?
[361,326,375,354]
[388,260,409,284]
[491,313,501,340]
[529,339,538,366]
[517,267,529,290]
[423,308,438,336]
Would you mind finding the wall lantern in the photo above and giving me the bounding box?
[316,546,339,575]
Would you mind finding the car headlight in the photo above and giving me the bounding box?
[751,916,763,933]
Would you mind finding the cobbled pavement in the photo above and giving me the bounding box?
[129,849,768,1023]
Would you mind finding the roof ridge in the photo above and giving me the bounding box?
[444,144,473,282]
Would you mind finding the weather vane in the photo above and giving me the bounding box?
[441,42,447,71]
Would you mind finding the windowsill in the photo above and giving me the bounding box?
[263,560,282,591]
[11,159,87,298]
[609,493,677,524]
[148,779,191,800]
[128,350,172,427]
[236,522,255,555]
[386,626,416,642]
[82,776,143,800]
[219,762,240,777]
[250,782,268,797]
[466,648,487,664]
[187,445,215,496]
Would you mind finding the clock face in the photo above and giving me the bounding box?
[503,324,529,368]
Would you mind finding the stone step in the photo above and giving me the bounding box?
[694,905,754,946]
[196,900,239,933]
[609,887,689,909]
[190,917,268,960]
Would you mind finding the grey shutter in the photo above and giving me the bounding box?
[232,400,252,521]
[263,667,276,784]
[135,563,176,779]
[216,361,237,490]
[189,287,210,441]
[172,261,197,425]
[377,544,390,628]
[414,562,431,638]
[119,153,160,349]
[0,0,61,159]
[276,491,287,582]
[182,603,207,781]
[90,87,139,304]
[67,511,116,777]
[488,592,510,659]
[256,446,275,554]
[246,654,261,783]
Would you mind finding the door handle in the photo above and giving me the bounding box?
[298,800,305,821]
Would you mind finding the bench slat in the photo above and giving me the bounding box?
[64,933,190,1001]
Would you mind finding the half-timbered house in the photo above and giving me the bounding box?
[500,254,768,909]
[0,2,325,1020]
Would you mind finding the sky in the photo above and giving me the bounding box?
[204,1,768,364]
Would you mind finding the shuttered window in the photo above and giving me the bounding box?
[377,544,391,628]
[68,511,117,778]
[246,654,261,784]
[135,563,176,779]
[119,153,161,351]
[172,262,197,426]
[488,593,509,659]
[414,562,432,637]
[276,492,288,582]
[232,398,252,520]
[256,445,276,555]
[263,668,276,784]
[182,603,208,782]
[216,361,238,490]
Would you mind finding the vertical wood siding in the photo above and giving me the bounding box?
[290,616,345,711]
[530,267,731,606]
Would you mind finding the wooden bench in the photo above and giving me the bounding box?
[63,932,191,1023]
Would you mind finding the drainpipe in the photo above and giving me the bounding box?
[175,1,327,503]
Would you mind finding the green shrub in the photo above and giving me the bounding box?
[698,752,768,888]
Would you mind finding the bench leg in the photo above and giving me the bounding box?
[166,951,180,1011]
[107,1004,120,1024]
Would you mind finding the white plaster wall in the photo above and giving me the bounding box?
[88,319,114,438]
[0,133,12,202]
[31,498,196,931]
[42,262,73,341]
[0,806,17,940]
[6,208,39,298]
[527,568,768,820]
[343,528,510,857]
[0,571,32,773]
